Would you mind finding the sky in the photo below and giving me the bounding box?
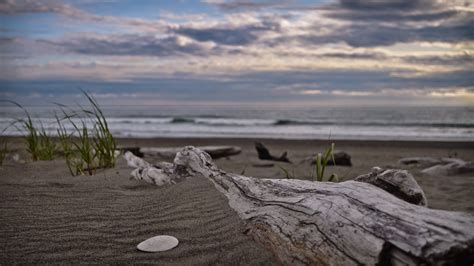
[0,0,473,107]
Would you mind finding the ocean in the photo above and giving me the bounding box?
[1,105,473,141]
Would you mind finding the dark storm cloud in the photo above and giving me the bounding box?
[294,17,474,47]
[184,0,474,49]
[307,0,474,47]
[338,0,436,10]
[319,52,387,60]
[175,27,260,46]
[402,53,474,65]
[41,35,211,56]
[326,9,458,22]
[3,68,471,101]
[173,19,280,46]
[0,37,15,45]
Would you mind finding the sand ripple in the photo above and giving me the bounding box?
[0,163,274,264]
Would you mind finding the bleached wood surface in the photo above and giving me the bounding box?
[125,147,474,265]
[140,146,241,160]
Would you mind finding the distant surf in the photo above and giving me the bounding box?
[1,106,473,141]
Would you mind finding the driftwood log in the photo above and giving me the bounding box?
[255,142,291,163]
[117,147,144,157]
[141,146,241,160]
[301,150,352,166]
[124,147,474,265]
[354,167,428,206]
[399,157,443,168]
[400,157,474,176]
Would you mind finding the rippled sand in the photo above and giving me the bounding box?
[0,158,274,264]
[1,137,473,264]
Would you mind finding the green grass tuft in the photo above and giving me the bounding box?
[83,90,116,169]
[278,142,339,182]
[55,113,76,175]
[6,101,56,161]
[0,141,7,166]
[313,143,338,182]
[55,90,116,176]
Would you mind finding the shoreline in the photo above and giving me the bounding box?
[3,135,474,148]
[3,133,474,143]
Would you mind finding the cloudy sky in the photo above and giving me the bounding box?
[0,0,473,106]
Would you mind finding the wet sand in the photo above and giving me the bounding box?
[1,137,473,264]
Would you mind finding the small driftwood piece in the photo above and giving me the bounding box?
[301,150,352,166]
[125,147,474,265]
[354,167,427,206]
[399,157,442,168]
[400,157,474,176]
[252,163,275,168]
[117,147,144,158]
[422,158,474,176]
[124,152,178,185]
[141,146,241,160]
[255,142,291,163]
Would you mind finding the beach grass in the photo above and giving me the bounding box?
[5,101,56,161]
[82,91,116,169]
[278,165,294,179]
[313,143,338,182]
[56,114,74,175]
[55,91,116,175]
[0,141,7,166]
[278,142,338,182]
[2,91,116,175]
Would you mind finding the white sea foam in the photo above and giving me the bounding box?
[1,106,472,141]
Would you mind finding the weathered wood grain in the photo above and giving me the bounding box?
[125,147,474,265]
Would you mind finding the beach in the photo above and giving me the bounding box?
[1,137,473,264]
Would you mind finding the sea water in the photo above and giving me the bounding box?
[1,105,473,141]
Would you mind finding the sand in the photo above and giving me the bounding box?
[1,137,473,264]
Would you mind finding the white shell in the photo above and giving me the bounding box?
[136,235,179,252]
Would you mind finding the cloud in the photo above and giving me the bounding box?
[326,9,458,22]
[402,53,474,65]
[310,0,474,47]
[294,16,474,47]
[202,0,291,11]
[0,0,165,31]
[2,68,472,104]
[41,34,215,56]
[338,0,439,10]
[428,88,474,97]
[1,0,473,107]
[300,87,474,99]
[174,22,279,45]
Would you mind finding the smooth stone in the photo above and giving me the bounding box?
[137,235,179,252]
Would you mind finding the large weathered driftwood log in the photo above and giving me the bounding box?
[124,147,474,265]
